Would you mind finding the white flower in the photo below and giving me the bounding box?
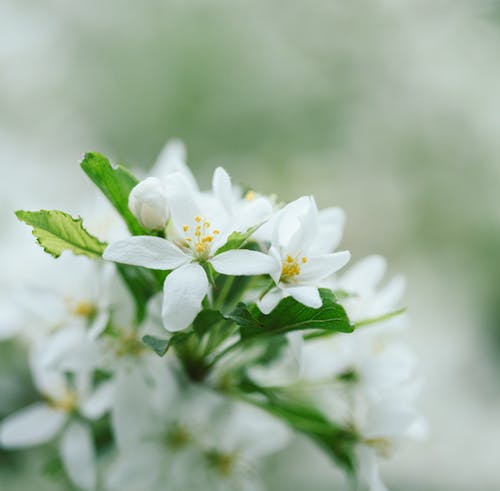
[104,169,277,332]
[332,255,406,325]
[0,358,113,491]
[257,196,351,314]
[128,177,169,231]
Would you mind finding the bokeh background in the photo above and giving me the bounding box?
[1,1,500,489]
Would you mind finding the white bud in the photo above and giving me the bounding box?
[128,177,169,231]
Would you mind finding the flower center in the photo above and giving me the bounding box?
[182,216,220,259]
[206,450,238,477]
[47,391,78,412]
[66,298,97,318]
[281,254,308,282]
[364,437,393,458]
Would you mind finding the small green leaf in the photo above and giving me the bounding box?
[142,335,170,357]
[227,288,353,340]
[16,210,106,259]
[80,152,147,236]
[214,224,260,255]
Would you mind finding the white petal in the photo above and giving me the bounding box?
[59,421,96,491]
[38,325,87,370]
[152,139,198,191]
[81,381,115,420]
[106,444,163,491]
[310,207,346,254]
[211,250,279,276]
[286,196,319,256]
[268,245,283,284]
[212,166,234,214]
[103,236,189,270]
[162,263,209,332]
[299,251,351,282]
[355,445,389,491]
[341,255,387,295]
[164,173,203,233]
[0,403,66,448]
[285,285,322,308]
[257,288,285,314]
[87,310,110,340]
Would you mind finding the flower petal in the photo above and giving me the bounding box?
[211,250,280,276]
[310,207,346,255]
[152,139,198,190]
[285,285,322,309]
[299,251,351,282]
[59,421,96,491]
[164,173,203,233]
[81,381,115,420]
[341,255,387,295]
[162,263,209,332]
[0,403,66,448]
[106,444,163,491]
[103,236,189,270]
[212,166,234,215]
[257,288,285,314]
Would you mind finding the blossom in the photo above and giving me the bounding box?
[104,169,277,331]
[257,196,351,314]
[128,177,170,231]
[0,356,113,491]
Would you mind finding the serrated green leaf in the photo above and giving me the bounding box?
[80,152,147,236]
[142,335,170,356]
[227,288,353,339]
[214,224,260,255]
[15,210,106,259]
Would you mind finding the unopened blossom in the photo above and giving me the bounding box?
[128,177,170,231]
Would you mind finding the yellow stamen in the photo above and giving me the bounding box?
[245,190,256,202]
[183,225,189,232]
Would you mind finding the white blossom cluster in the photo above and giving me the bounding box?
[0,141,425,491]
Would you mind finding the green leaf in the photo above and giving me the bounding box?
[80,152,147,236]
[15,210,106,259]
[143,331,193,357]
[227,288,353,340]
[116,265,164,323]
[214,224,260,255]
[192,309,226,337]
[142,335,169,357]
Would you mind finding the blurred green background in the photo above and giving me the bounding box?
[2,0,500,489]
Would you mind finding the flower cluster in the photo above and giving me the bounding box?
[0,140,425,491]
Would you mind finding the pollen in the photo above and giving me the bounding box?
[48,391,78,413]
[245,190,256,202]
[182,216,219,258]
[281,254,307,281]
[66,298,96,318]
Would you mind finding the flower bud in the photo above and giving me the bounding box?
[128,177,169,231]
